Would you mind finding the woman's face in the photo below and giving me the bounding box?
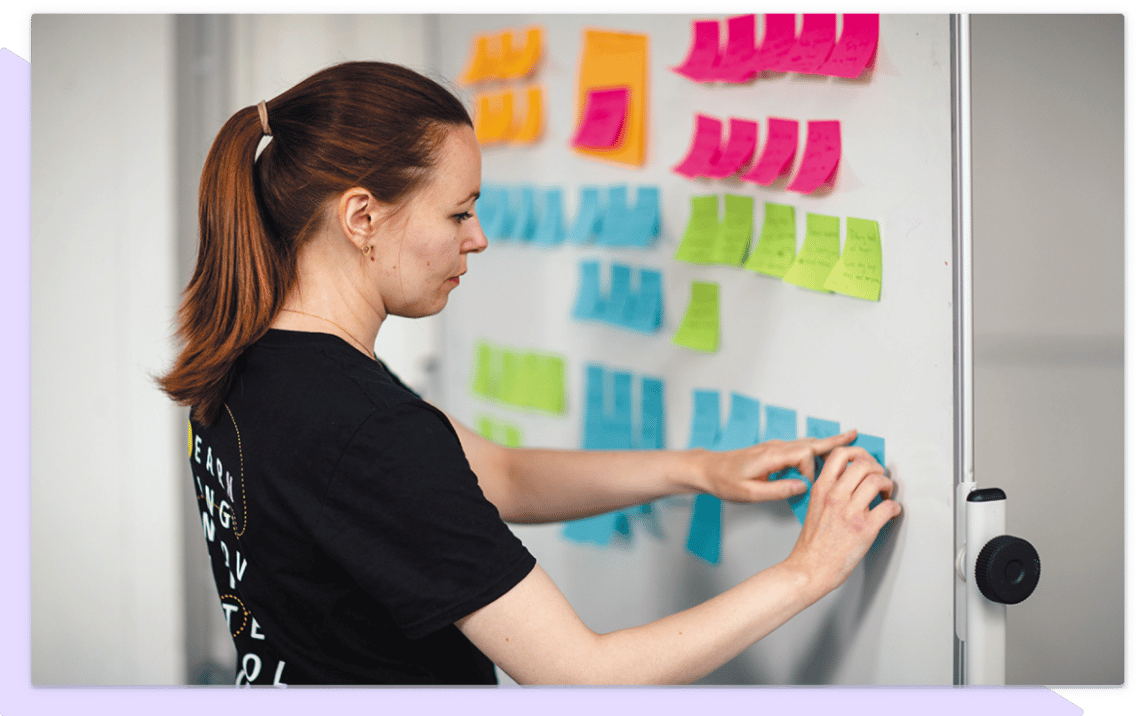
[373,125,486,319]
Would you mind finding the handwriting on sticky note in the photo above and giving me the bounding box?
[744,202,797,278]
[783,213,841,292]
[824,217,882,301]
[709,194,754,266]
[818,14,879,78]
[672,20,721,82]
[788,120,842,194]
[674,195,720,264]
[672,281,720,353]
[779,14,837,75]
[673,114,723,178]
[752,14,797,73]
[742,117,799,186]
[705,118,758,179]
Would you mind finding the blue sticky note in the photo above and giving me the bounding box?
[509,186,537,242]
[627,269,663,333]
[806,416,841,439]
[853,432,887,512]
[687,493,722,564]
[639,377,665,450]
[596,185,628,246]
[572,261,605,322]
[478,186,509,241]
[563,513,620,545]
[601,263,634,327]
[531,188,565,246]
[688,389,721,449]
[582,364,608,450]
[763,405,808,523]
[568,186,602,245]
[715,393,761,451]
[605,371,635,450]
[625,186,661,248]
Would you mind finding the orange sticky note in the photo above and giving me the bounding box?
[459,34,495,84]
[474,90,515,145]
[574,29,648,167]
[501,27,544,79]
[511,85,544,144]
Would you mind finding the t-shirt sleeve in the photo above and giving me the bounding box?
[314,400,536,640]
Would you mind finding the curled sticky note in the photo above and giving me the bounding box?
[741,117,799,186]
[709,194,754,266]
[512,85,544,144]
[596,185,629,246]
[531,188,565,247]
[568,186,602,245]
[473,89,515,145]
[672,281,720,353]
[779,14,837,74]
[823,217,882,301]
[673,20,721,82]
[705,118,758,179]
[783,212,841,292]
[817,14,879,78]
[787,120,842,194]
[752,14,797,73]
[572,86,630,149]
[572,260,605,321]
[459,34,495,84]
[712,14,759,83]
[743,202,797,278]
[674,194,720,264]
[500,26,544,79]
[673,114,723,178]
[575,29,648,167]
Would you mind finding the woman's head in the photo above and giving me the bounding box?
[161,61,475,424]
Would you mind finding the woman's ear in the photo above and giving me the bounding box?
[337,187,386,252]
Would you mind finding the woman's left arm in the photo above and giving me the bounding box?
[442,410,858,524]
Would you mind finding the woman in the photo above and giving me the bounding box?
[160,61,898,686]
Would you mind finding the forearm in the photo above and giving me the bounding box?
[499,446,707,524]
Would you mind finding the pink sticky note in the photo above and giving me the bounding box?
[788,120,842,194]
[817,14,879,78]
[673,114,724,179]
[705,118,758,179]
[752,14,797,73]
[572,86,630,149]
[710,14,758,83]
[741,118,799,186]
[778,14,837,74]
[673,20,721,82]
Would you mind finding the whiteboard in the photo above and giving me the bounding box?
[434,14,956,685]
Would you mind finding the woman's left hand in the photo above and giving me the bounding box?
[696,429,860,503]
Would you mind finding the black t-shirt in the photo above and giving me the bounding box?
[188,329,535,685]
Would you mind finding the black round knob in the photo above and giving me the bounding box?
[975,535,1040,604]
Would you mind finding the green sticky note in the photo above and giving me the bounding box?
[709,194,754,266]
[472,341,494,398]
[533,354,566,414]
[476,416,497,440]
[500,351,525,406]
[519,353,542,410]
[672,281,720,353]
[498,422,524,448]
[743,202,797,278]
[674,194,720,264]
[782,212,840,292]
[823,217,882,301]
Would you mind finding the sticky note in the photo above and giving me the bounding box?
[474,89,515,144]
[627,269,663,333]
[783,213,841,292]
[762,404,808,523]
[536,355,567,414]
[512,85,544,144]
[639,377,665,450]
[624,186,661,248]
[818,14,879,78]
[471,342,566,414]
[685,389,723,562]
[563,513,622,546]
[500,26,544,80]
[796,417,843,522]
[824,217,882,301]
[674,194,720,264]
[583,364,634,451]
[688,389,721,450]
[573,260,604,321]
[741,117,799,187]
[475,186,508,241]
[459,34,495,84]
[713,14,759,83]
[601,263,635,327]
[672,19,721,82]
[743,202,796,278]
[752,14,797,73]
[596,185,629,246]
[853,432,887,513]
[788,120,842,194]
[568,186,602,245]
[709,193,754,266]
[571,86,630,149]
[531,188,565,247]
[705,118,758,179]
[673,114,723,179]
[672,281,720,353]
[779,14,837,75]
[508,186,537,241]
[806,416,842,439]
[575,29,648,167]
[715,393,761,451]
[477,415,524,448]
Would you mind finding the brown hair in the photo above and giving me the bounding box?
[158,61,472,425]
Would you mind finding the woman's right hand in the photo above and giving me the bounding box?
[783,446,901,598]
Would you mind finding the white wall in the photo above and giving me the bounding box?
[31,15,182,684]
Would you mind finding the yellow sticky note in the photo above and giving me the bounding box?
[474,90,515,145]
[824,217,882,301]
[575,29,648,167]
[783,213,840,292]
[459,34,495,84]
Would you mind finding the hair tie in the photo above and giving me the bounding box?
[257,100,272,136]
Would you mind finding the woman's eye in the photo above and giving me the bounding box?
[453,211,474,223]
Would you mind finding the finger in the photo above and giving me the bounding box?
[851,472,894,512]
[833,454,884,499]
[869,496,903,529]
[810,429,858,456]
[751,475,809,502]
[816,446,874,490]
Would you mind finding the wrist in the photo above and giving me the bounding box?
[677,448,712,495]
[778,555,833,607]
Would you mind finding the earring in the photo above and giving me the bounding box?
[362,244,373,259]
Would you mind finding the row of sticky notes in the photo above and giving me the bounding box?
[563,366,665,546]
[473,86,544,145]
[574,29,648,167]
[674,115,840,194]
[684,389,886,563]
[470,341,566,414]
[672,281,720,353]
[673,14,879,83]
[572,261,663,334]
[477,184,660,248]
[460,27,544,84]
[676,196,883,301]
[476,415,524,448]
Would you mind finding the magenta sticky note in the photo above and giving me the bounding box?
[817,14,880,78]
[778,14,837,74]
[673,20,721,82]
[741,117,799,186]
[711,14,758,83]
[788,119,842,194]
[752,14,797,73]
[705,118,757,179]
[673,114,723,179]
[571,86,630,149]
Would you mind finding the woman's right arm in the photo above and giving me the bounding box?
[455,446,899,685]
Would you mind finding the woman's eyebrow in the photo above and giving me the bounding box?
[455,190,480,206]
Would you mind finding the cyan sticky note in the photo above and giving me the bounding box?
[601,263,634,327]
[639,377,665,450]
[582,364,608,450]
[568,186,603,245]
[764,404,808,522]
[606,371,635,450]
[509,186,537,242]
[563,513,621,545]
[688,389,721,449]
[531,188,565,246]
[596,185,629,246]
[852,432,885,468]
[715,393,761,451]
[806,416,841,439]
[627,268,663,333]
[795,417,842,522]
[626,186,661,247]
[686,493,722,564]
[572,260,605,321]
[478,186,510,241]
